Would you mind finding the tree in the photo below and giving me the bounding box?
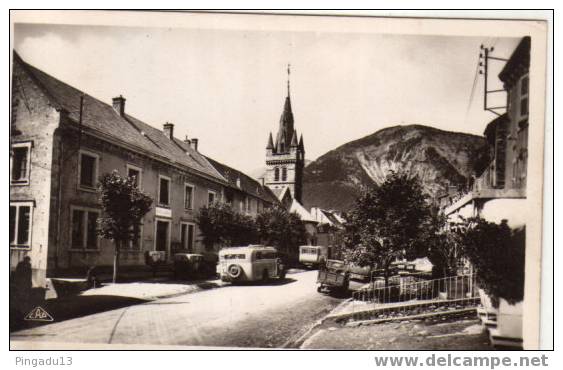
[195,202,258,250]
[196,202,236,250]
[343,171,431,286]
[255,205,306,258]
[459,218,525,306]
[231,212,259,246]
[97,170,153,283]
[415,210,462,279]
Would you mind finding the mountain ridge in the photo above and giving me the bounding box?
[301,124,486,211]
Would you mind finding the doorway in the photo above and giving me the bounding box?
[155,220,169,252]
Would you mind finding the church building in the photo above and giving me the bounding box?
[264,66,306,209]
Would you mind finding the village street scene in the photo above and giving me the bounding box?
[10,15,536,350]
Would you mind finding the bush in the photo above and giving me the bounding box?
[196,202,258,250]
[460,218,525,306]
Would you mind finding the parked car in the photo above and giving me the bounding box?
[218,245,286,283]
[173,253,204,279]
[347,263,374,281]
[200,252,219,278]
[317,259,350,294]
[299,245,331,269]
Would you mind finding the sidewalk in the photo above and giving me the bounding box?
[301,317,491,350]
[11,277,226,332]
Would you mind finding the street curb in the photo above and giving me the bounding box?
[344,307,478,327]
[284,298,354,349]
[325,297,481,324]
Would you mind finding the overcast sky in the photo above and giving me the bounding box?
[13,22,520,174]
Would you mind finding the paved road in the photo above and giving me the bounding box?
[11,270,345,349]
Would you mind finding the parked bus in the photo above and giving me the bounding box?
[299,245,331,269]
[218,245,286,283]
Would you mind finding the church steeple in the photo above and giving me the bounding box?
[266,132,274,150]
[275,64,294,154]
[287,63,291,97]
[290,130,298,147]
[265,64,305,204]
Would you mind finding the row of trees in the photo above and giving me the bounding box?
[196,202,307,256]
[95,171,308,282]
[342,171,525,305]
[95,169,525,307]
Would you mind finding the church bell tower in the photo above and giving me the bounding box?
[265,64,305,204]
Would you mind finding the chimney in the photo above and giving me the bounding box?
[112,95,126,116]
[183,135,191,145]
[163,122,174,140]
[191,138,198,151]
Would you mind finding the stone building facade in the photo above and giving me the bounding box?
[10,53,277,287]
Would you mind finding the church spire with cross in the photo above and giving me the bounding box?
[264,64,305,204]
[275,64,295,154]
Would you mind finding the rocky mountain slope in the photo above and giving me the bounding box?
[302,125,487,211]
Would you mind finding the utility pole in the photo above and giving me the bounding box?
[479,44,508,116]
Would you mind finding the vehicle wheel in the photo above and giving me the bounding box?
[279,269,286,280]
[262,270,269,283]
[227,264,242,280]
[317,285,322,293]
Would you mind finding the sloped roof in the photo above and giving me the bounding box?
[290,199,317,223]
[275,95,295,154]
[204,157,279,204]
[13,52,226,183]
[270,186,291,201]
[499,36,530,87]
[321,209,345,228]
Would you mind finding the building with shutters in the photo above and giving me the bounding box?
[9,52,278,287]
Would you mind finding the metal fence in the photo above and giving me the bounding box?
[352,273,479,306]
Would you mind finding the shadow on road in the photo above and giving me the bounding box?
[10,294,149,333]
[230,277,298,287]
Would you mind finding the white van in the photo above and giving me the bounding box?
[218,245,286,283]
[299,245,330,268]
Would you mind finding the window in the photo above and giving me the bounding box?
[274,167,279,181]
[78,150,99,189]
[158,176,170,206]
[208,190,216,206]
[521,75,529,95]
[223,254,246,260]
[128,222,143,250]
[127,164,143,188]
[519,75,529,118]
[520,97,528,116]
[70,206,100,250]
[181,222,195,251]
[11,142,32,185]
[10,202,33,248]
[184,183,195,210]
[281,167,287,181]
